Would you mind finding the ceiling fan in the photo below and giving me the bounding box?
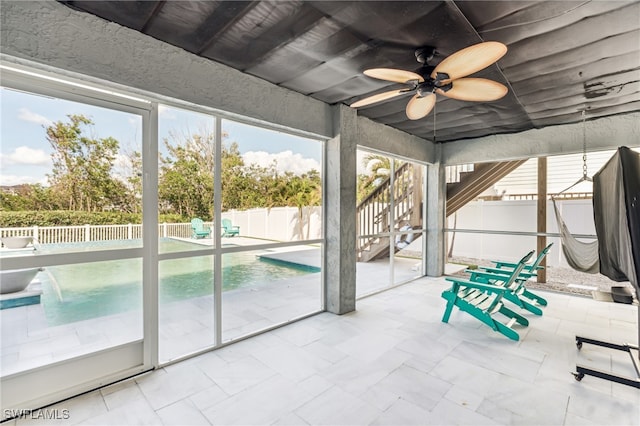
[351,41,509,120]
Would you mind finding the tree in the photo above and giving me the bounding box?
[46,114,127,212]
[0,184,58,211]
[357,154,403,203]
[119,148,142,214]
[157,127,323,220]
[159,130,216,219]
[287,170,321,239]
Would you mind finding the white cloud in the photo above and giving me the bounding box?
[0,146,51,167]
[17,108,53,127]
[158,105,176,120]
[0,174,48,186]
[242,150,320,175]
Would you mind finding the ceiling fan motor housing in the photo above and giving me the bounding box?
[416,71,452,97]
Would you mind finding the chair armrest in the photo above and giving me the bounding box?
[492,260,517,269]
[465,269,512,282]
[479,266,513,275]
[524,265,544,271]
[479,265,537,278]
[445,277,506,294]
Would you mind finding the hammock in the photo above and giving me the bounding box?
[551,198,599,273]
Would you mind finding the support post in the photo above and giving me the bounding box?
[426,161,446,277]
[537,157,547,283]
[325,105,357,314]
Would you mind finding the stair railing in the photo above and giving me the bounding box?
[356,163,416,258]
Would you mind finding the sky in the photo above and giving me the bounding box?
[0,87,323,187]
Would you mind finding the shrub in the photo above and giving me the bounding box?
[0,211,143,227]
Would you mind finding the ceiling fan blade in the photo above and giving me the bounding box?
[436,78,508,101]
[351,89,408,108]
[431,41,507,81]
[364,68,424,83]
[406,93,436,120]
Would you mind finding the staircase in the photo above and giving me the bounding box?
[356,163,421,262]
[446,160,527,217]
[356,160,525,262]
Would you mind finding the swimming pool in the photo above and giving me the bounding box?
[31,239,319,325]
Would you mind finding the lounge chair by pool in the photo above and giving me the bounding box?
[191,218,211,239]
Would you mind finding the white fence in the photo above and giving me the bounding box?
[4,199,590,264]
[0,206,323,246]
[222,206,322,241]
[448,198,596,268]
[0,222,200,245]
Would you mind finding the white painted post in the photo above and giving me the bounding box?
[163,223,167,238]
[128,223,133,239]
[85,224,91,242]
[32,225,39,244]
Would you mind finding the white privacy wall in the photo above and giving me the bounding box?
[222,206,322,241]
[448,199,596,267]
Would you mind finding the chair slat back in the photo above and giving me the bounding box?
[191,218,206,232]
[529,243,553,269]
[504,250,535,287]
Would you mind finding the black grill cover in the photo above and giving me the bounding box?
[593,146,640,299]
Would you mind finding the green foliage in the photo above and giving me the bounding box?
[357,154,404,203]
[0,211,205,227]
[3,118,322,220]
[0,184,57,211]
[45,114,139,212]
[0,211,141,227]
[159,131,216,220]
[158,214,185,224]
[159,130,322,216]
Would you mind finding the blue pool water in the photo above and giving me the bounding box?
[31,239,319,325]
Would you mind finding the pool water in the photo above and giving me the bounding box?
[35,239,319,325]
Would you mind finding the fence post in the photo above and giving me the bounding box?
[128,223,133,240]
[85,224,91,242]
[163,223,167,238]
[32,225,39,244]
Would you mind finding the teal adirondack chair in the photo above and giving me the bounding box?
[481,243,554,279]
[441,251,533,341]
[221,219,240,237]
[468,244,552,312]
[191,218,211,239]
[464,250,547,316]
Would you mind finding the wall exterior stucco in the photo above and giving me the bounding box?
[357,116,436,165]
[442,112,640,165]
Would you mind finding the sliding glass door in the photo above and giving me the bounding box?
[0,71,152,411]
[355,149,426,296]
[0,63,326,416]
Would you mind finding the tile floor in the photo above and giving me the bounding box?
[6,275,639,425]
